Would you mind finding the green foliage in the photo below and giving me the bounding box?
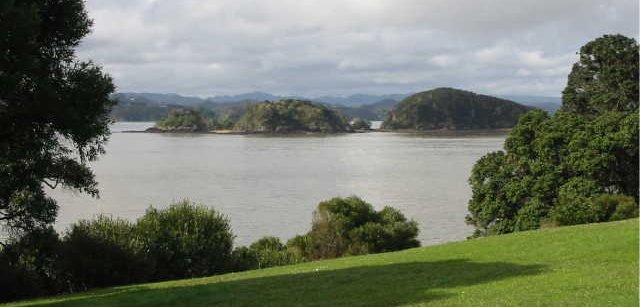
[467,35,639,237]
[608,195,639,221]
[562,34,639,115]
[0,228,60,302]
[382,88,531,130]
[155,109,214,132]
[249,236,300,269]
[228,246,259,272]
[234,99,349,133]
[467,110,638,236]
[136,200,234,280]
[0,0,115,238]
[306,196,419,259]
[550,193,638,226]
[286,234,313,260]
[58,216,149,291]
[549,178,603,225]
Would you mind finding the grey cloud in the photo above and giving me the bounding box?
[78,0,638,97]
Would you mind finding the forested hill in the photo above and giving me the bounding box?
[382,88,532,130]
[233,99,349,133]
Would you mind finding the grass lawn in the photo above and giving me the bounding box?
[6,219,638,307]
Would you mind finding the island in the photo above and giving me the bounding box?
[382,87,532,130]
[233,99,349,133]
[145,108,214,133]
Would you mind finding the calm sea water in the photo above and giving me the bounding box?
[48,122,505,247]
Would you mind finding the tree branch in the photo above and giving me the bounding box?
[43,179,60,189]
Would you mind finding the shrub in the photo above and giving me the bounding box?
[136,200,234,280]
[593,194,638,221]
[375,207,420,251]
[58,216,148,291]
[228,246,258,272]
[286,234,313,260]
[551,190,638,226]
[0,228,60,302]
[307,196,419,259]
[248,236,297,269]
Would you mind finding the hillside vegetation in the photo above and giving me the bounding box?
[234,99,349,133]
[382,88,531,130]
[9,219,637,307]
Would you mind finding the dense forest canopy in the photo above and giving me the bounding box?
[382,88,532,130]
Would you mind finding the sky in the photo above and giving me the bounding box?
[78,0,639,98]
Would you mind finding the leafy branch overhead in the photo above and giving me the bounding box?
[0,0,115,235]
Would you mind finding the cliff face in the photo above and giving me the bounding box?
[382,88,532,130]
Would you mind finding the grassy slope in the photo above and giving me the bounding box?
[8,219,638,307]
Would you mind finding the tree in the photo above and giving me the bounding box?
[466,34,639,237]
[562,34,639,115]
[0,0,115,239]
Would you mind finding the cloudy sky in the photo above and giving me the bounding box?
[78,0,638,98]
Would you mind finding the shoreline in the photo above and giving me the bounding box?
[121,127,511,136]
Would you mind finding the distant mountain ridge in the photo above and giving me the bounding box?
[112,92,409,107]
[112,91,560,108]
[110,91,561,122]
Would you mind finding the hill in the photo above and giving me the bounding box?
[8,219,637,307]
[382,88,532,130]
[233,99,349,133]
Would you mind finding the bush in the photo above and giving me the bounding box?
[593,194,638,221]
[58,216,148,291]
[136,200,234,280]
[248,236,297,269]
[228,246,258,272]
[551,190,638,226]
[286,234,313,260]
[307,196,419,259]
[0,228,60,302]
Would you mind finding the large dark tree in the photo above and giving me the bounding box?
[0,1,115,239]
[466,34,639,237]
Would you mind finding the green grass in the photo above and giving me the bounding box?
[6,219,638,307]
